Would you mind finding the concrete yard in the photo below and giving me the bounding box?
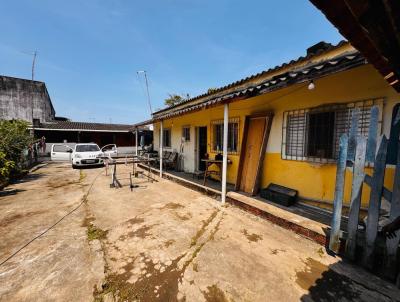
[0,163,399,302]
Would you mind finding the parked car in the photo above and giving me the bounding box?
[50,143,118,168]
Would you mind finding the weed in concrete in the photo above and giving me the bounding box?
[202,284,229,302]
[241,229,262,242]
[192,262,198,272]
[79,170,86,183]
[190,209,219,247]
[87,224,108,241]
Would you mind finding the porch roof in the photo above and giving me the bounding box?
[310,0,400,92]
[138,49,366,123]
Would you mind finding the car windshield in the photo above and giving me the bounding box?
[76,145,100,152]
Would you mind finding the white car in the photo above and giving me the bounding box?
[50,143,118,168]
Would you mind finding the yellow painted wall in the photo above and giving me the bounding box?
[153,63,399,207]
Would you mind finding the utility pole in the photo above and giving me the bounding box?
[137,70,153,115]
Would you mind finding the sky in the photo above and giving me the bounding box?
[0,0,343,124]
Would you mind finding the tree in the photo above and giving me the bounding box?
[164,93,189,107]
[0,120,32,184]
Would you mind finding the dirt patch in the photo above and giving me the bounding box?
[162,202,185,210]
[295,257,328,290]
[82,216,96,227]
[241,229,262,242]
[270,248,285,255]
[202,284,229,302]
[297,258,362,300]
[128,224,154,239]
[164,239,175,248]
[127,217,145,225]
[47,177,80,189]
[0,210,45,228]
[174,212,192,221]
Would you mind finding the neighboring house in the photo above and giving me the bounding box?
[0,75,55,124]
[33,121,152,153]
[134,41,399,209]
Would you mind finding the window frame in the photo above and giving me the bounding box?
[281,98,384,163]
[211,117,240,154]
[182,125,191,142]
[162,128,172,148]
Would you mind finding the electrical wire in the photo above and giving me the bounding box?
[0,170,103,267]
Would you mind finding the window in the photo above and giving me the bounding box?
[212,118,239,153]
[163,128,171,148]
[282,99,383,162]
[182,126,190,142]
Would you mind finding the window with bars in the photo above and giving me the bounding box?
[163,128,171,148]
[282,99,383,162]
[182,126,190,142]
[212,118,239,153]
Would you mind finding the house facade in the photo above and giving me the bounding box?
[142,41,399,208]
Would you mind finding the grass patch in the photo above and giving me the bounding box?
[87,224,108,241]
[79,170,86,183]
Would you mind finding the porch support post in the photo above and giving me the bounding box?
[221,103,229,204]
[135,128,138,156]
[160,120,164,178]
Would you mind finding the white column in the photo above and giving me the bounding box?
[135,128,138,156]
[159,120,163,178]
[221,103,229,204]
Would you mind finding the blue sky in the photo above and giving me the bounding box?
[0,0,342,124]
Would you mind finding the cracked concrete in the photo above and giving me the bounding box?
[1,162,399,302]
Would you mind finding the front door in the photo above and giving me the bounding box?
[198,127,207,171]
[239,117,268,193]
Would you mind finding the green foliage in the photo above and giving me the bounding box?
[0,120,32,184]
[164,93,189,107]
[0,152,15,184]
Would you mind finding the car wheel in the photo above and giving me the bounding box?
[72,164,78,169]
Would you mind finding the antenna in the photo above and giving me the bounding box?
[137,70,153,115]
[32,51,37,81]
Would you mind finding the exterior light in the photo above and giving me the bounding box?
[308,80,315,90]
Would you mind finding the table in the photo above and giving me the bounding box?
[201,159,232,186]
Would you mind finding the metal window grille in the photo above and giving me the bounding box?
[163,128,171,147]
[182,126,190,142]
[211,117,240,153]
[282,98,383,163]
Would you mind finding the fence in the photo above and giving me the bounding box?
[329,106,400,286]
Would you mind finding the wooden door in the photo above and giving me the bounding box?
[239,117,266,193]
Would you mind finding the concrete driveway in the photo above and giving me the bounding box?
[0,162,399,302]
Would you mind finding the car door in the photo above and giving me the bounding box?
[101,144,118,157]
[51,144,73,161]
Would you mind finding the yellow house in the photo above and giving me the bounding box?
[135,41,399,210]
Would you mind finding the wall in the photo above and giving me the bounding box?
[153,64,399,207]
[0,76,55,123]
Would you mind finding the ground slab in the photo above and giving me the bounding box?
[0,163,399,302]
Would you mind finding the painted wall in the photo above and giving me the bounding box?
[153,64,399,207]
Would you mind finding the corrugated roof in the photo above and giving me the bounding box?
[153,40,350,116]
[36,121,133,132]
[148,50,366,121]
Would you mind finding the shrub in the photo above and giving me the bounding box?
[0,120,32,184]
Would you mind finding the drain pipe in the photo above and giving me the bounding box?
[221,103,229,204]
